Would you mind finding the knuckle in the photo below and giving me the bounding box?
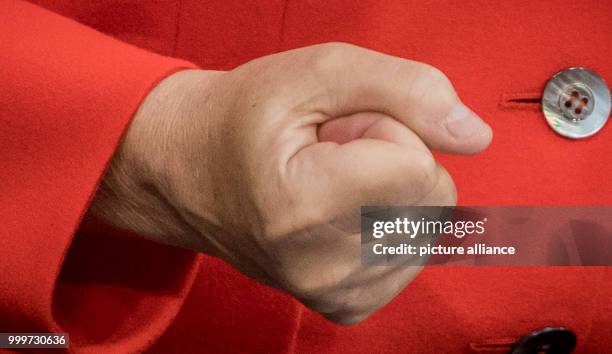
[386,152,439,203]
[418,64,451,88]
[319,288,382,325]
[441,177,458,206]
[437,166,458,206]
[281,267,327,295]
[412,153,439,192]
[418,166,458,206]
[325,310,373,326]
[321,291,378,323]
[309,42,359,73]
[287,277,377,317]
[408,64,456,103]
[337,288,374,313]
[316,41,359,54]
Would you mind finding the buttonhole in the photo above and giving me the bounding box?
[499,92,542,111]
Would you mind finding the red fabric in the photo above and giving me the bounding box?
[0,1,200,352]
[1,0,611,353]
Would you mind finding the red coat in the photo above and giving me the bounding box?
[1,0,611,353]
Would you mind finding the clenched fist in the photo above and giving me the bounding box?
[89,43,492,324]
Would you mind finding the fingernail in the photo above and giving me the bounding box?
[445,103,489,139]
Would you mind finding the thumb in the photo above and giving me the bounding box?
[287,43,493,154]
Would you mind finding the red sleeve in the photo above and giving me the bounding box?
[0,1,202,352]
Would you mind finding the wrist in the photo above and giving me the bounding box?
[89,69,220,250]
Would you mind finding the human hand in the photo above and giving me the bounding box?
[90,43,492,324]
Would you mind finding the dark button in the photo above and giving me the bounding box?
[511,327,576,354]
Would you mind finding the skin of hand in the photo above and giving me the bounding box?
[87,43,492,325]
